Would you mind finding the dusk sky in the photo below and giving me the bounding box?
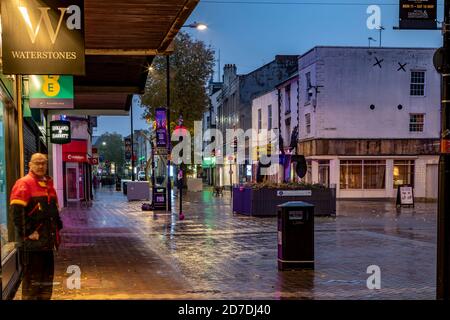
[96,0,444,137]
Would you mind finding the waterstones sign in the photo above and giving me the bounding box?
[0,0,85,75]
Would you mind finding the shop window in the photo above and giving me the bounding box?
[340,160,386,190]
[340,160,362,189]
[318,160,330,187]
[393,160,415,187]
[363,160,386,189]
[1,98,14,261]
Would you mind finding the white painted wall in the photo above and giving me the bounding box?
[278,77,299,149]
[298,47,440,140]
[251,90,279,163]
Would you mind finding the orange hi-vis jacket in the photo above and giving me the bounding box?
[10,172,63,251]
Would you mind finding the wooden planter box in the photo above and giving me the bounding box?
[232,186,336,217]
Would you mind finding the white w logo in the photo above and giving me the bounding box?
[18,5,81,45]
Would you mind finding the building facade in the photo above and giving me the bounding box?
[251,47,440,200]
[297,47,440,199]
[202,80,222,186]
[214,56,298,187]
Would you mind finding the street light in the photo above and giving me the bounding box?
[182,21,207,30]
[368,37,377,47]
[102,141,106,146]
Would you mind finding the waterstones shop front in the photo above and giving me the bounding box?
[1,0,200,300]
[1,71,22,300]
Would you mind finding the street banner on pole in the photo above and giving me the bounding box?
[155,107,168,154]
[124,138,132,160]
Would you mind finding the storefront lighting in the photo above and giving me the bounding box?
[18,7,33,30]
[393,166,399,176]
[30,75,41,90]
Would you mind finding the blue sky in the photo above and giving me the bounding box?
[96,0,444,136]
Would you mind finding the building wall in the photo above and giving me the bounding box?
[298,47,440,140]
[215,57,298,185]
[251,89,279,163]
[294,47,440,200]
[278,76,299,152]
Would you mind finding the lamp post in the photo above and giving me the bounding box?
[174,114,188,220]
[368,37,376,47]
[182,21,207,30]
[437,0,450,300]
[164,21,207,212]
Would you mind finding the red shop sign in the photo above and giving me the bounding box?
[63,153,87,162]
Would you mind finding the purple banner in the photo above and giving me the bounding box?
[155,107,168,149]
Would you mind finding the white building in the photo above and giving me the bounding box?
[297,46,440,200]
[252,46,440,200]
[251,89,279,180]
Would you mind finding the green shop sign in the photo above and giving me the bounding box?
[202,157,216,169]
[29,75,74,109]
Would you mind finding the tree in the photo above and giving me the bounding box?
[141,31,215,131]
[96,132,125,176]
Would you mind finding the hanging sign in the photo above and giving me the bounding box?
[155,107,168,151]
[398,0,437,30]
[50,120,71,144]
[124,138,132,160]
[0,0,85,75]
[29,75,74,109]
[396,184,415,208]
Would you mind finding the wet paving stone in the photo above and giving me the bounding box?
[14,187,437,300]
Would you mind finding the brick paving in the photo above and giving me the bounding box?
[14,186,437,300]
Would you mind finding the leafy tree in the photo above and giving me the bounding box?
[141,31,215,131]
[96,132,125,176]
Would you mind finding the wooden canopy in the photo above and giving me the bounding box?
[73,0,199,113]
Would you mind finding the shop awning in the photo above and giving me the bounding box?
[71,0,199,114]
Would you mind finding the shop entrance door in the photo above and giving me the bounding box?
[66,163,79,201]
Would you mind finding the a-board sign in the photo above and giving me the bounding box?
[396,184,415,207]
[152,187,167,210]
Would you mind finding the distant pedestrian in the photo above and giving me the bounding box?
[10,153,63,300]
[93,175,98,190]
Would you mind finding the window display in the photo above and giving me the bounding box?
[1,97,14,261]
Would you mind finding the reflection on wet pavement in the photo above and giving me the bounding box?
[15,187,437,300]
